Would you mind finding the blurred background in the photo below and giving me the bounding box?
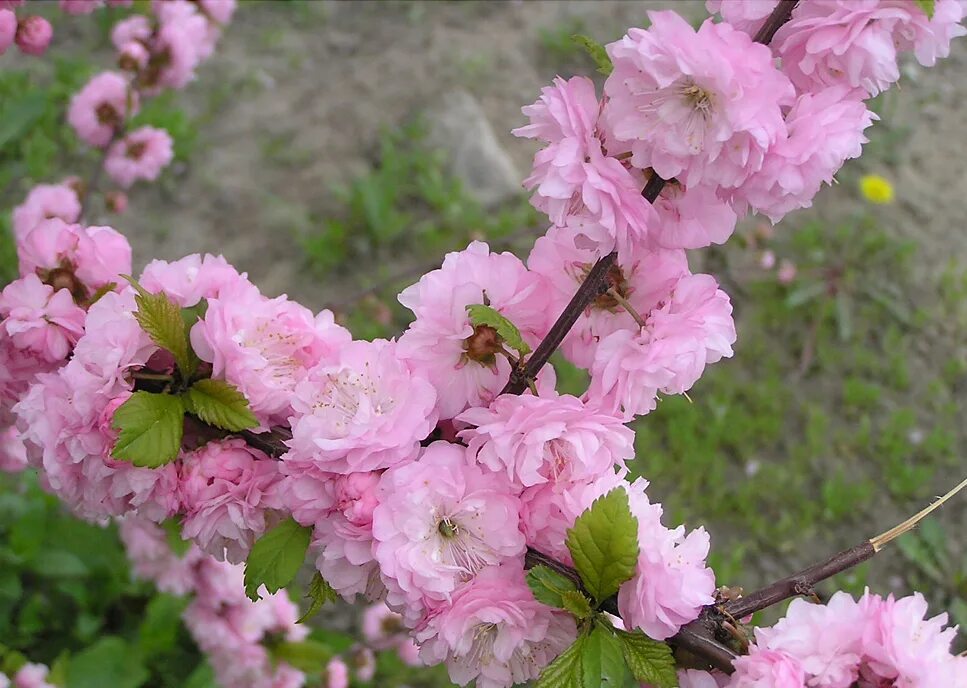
[2,1,967,686]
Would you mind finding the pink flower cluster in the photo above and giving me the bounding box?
[726,590,967,687]
[0,662,57,688]
[120,516,307,688]
[3,3,966,688]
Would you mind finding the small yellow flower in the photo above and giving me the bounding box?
[859,174,895,204]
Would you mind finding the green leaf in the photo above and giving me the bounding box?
[915,0,936,18]
[571,34,613,75]
[561,590,594,620]
[48,651,70,687]
[615,629,678,688]
[137,594,189,661]
[269,639,333,673]
[527,564,581,609]
[161,518,191,557]
[565,488,639,603]
[582,625,631,688]
[111,391,185,468]
[465,303,532,356]
[0,91,47,150]
[298,571,339,623]
[67,637,149,688]
[244,517,312,601]
[183,378,258,432]
[535,635,585,688]
[124,276,197,378]
[181,299,209,332]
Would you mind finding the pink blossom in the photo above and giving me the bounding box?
[773,0,966,97]
[13,293,177,521]
[675,669,729,688]
[778,259,797,284]
[0,10,16,54]
[415,564,577,688]
[105,190,128,213]
[587,274,736,419]
[372,442,525,625]
[118,515,205,595]
[311,472,384,602]
[604,11,795,189]
[398,242,551,419]
[0,274,86,362]
[275,458,336,527]
[349,646,376,682]
[143,1,210,90]
[860,592,959,686]
[457,393,635,489]
[190,281,351,426]
[322,658,349,688]
[198,0,236,25]
[68,72,138,148]
[706,0,778,35]
[18,219,132,296]
[513,76,655,255]
[104,126,174,188]
[362,602,409,650]
[179,438,285,563]
[11,664,55,688]
[0,425,28,473]
[286,338,437,474]
[118,40,149,72]
[111,14,150,50]
[397,638,423,667]
[12,184,81,240]
[753,592,872,686]
[528,223,689,368]
[139,253,247,308]
[730,650,807,688]
[14,16,52,56]
[60,0,101,14]
[651,179,737,250]
[732,86,876,223]
[519,471,714,639]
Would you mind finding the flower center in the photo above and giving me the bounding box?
[437,517,459,539]
[462,324,502,366]
[96,102,121,128]
[592,263,632,311]
[126,140,148,160]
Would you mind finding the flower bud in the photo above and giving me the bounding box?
[15,15,53,56]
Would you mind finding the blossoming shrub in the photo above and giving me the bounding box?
[2,1,967,687]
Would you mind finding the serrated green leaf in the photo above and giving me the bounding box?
[572,34,613,76]
[915,0,936,18]
[582,625,630,688]
[244,518,312,601]
[183,379,258,432]
[298,571,339,624]
[527,564,581,609]
[160,518,191,557]
[269,639,332,673]
[615,629,678,688]
[561,590,594,620]
[123,276,197,378]
[111,392,185,468]
[465,303,532,356]
[565,488,639,603]
[535,635,585,688]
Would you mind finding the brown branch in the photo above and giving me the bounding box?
[753,0,798,44]
[720,541,875,620]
